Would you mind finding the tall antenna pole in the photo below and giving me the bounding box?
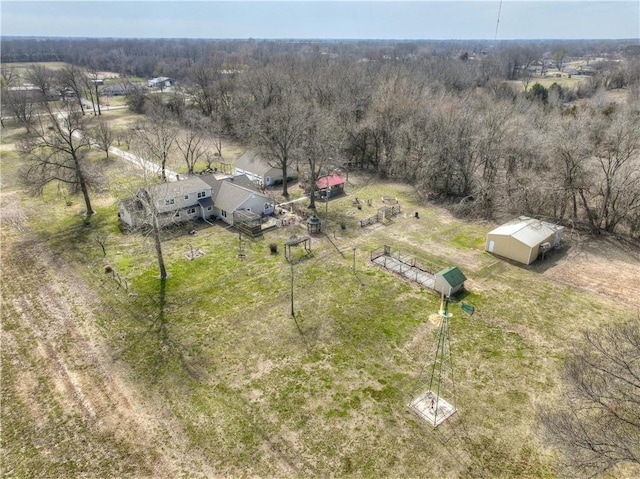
[494,0,503,42]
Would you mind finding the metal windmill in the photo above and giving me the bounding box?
[408,294,474,427]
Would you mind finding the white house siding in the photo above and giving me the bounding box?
[234,152,289,187]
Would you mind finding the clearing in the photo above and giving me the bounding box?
[2,119,639,478]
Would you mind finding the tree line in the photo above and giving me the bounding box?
[3,38,640,236]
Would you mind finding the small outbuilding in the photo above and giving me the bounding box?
[234,151,291,187]
[306,214,322,234]
[434,266,467,297]
[315,172,346,199]
[148,77,174,88]
[486,216,564,265]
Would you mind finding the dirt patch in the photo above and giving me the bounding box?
[0,192,28,231]
[542,234,640,309]
[1,226,217,477]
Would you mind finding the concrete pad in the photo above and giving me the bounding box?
[408,390,456,427]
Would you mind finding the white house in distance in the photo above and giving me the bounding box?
[486,216,564,265]
[118,174,275,229]
[234,151,291,187]
[147,77,174,88]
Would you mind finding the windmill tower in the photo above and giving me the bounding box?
[408,295,473,427]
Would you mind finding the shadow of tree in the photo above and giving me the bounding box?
[117,279,208,383]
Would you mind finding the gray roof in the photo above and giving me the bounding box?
[488,216,564,248]
[200,173,260,192]
[234,151,274,176]
[213,179,271,213]
[198,197,214,208]
[228,174,260,191]
[144,176,210,198]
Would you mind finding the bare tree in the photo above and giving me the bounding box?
[117,161,188,280]
[539,319,640,478]
[83,68,104,116]
[553,49,569,72]
[136,188,169,279]
[1,64,19,88]
[132,105,177,182]
[549,111,592,220]
[585,105,640,232]
[244,76,310,197]
[124,80,147,113]
[2,89,39,132]
[186,62,218,117]
[89,119,115,159]
[300,107,341,209]
[25,64,56,98]
[18,101,101,216]
[175,113,208,175]
[57,64,87,114]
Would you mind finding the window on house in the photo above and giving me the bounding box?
[207,206,212,211]
[187,207,197,215]
[221,210,227,218]
[197,191,206,198]
[175,211,180,217]
[184,194,189,200]
[165,198,175,206]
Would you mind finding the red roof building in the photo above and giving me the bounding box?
[315,172,346,199]
[316,172,346,191]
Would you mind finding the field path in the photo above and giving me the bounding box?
[1,213,216,478]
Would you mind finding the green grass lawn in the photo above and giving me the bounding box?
[3,129,635,477]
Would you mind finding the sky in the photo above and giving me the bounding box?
[1,1,638,40]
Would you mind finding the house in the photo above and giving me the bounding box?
[434,266,467,297]
[118,176,214,229]
[147,77,174,88]
[104,82,147,97]
[234,151,291,187]
[201,174,276,226]
[315,172,346,199]
[119,174,276,230]
[486,216,564,265]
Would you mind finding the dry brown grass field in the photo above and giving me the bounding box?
[2,106,639,478]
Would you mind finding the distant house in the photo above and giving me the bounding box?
[486,216,564,265]
[147,77,174,88]
[315,172,346,199]
[118,174,275,230]
[234,151,291,187]
[60,88,77,98]
[104,82,147,97]
[434,266,467,297]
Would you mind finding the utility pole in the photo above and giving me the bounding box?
[352,247,356,273]
[290,261,295,318]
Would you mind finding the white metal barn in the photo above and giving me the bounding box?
[486,216,564,265]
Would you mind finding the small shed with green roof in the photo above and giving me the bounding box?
[434,266,467,297]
